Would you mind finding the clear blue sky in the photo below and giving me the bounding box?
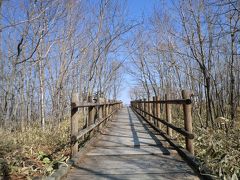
[119,0,156,105]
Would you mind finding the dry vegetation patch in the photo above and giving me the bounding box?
[195,127,240,179]
[0,120,71,179]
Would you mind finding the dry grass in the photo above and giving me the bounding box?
[0,119,71,179]
[194,127,240,179]
[169,105,240,179]
[0,108,239,179]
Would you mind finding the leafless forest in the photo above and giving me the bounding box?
[0,0,239,179]
[0,0,131,130]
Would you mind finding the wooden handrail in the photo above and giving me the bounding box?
[71,108,119,142]
[70,94,122,158]
[136,109,194,139]
[72,101,122,108]
[131,90,194,155]
[133,99,192,105]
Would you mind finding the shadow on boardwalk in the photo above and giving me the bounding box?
[66,107,199,180]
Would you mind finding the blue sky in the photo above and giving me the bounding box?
[119,0,156,105]
[127,0,156,19]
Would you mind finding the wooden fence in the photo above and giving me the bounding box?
[131,90,194,154]
[71,93,122,158]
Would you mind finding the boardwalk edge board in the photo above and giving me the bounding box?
[131,107,216,180]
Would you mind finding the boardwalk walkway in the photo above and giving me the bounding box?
[66,107,199,180]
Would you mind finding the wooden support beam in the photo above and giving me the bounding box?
[71,93,79,158]
[149,98,152,122]
[153,96,156,125]
[143,98,147,118]
[165,94,172,137]
[156,96,161,129]
[182,90,194,155]
[146,100,149,121]
[88,96,95,126]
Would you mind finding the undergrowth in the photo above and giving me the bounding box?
[194,127,240,179]
[171,107,240,179]
[0,108,239,179]
[0,119,71,179]
[161,105,240,179]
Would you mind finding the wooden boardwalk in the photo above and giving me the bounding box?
[66,107,199,180]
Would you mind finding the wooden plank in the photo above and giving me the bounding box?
[132,107,213,180]
[66,107,201,180]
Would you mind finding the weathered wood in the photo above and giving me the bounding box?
[153,96,156,125]
[165,94,172,137]
[143,98,147,118]
[134,99,192,105]
[98,97,104,129]
[74,102,121,108]
[70,97,122,159]
[98,98,104,119]
[139,99,142,116]
[103,99,106,119]
[148,98,152,122]
[132,107,212,180]
[88,96,95,126]
[182,90,194,155]
[146,100,149,121]
[106,101,109,119]
[133,108,194,139]
[109,100,113,120]
[67,107,201,180]
[156,96,161,129]
[76,109,117,140]
[71,93,79,158]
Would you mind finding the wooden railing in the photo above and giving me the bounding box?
[131,90,194,154]
[71,93,122,158]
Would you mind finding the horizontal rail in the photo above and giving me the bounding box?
[71,108,117,142]
[70,93,123,158]
[131,107,213,180]
[133,107,194,139]
[71,101,122,109]
[132,99,192,105]
[130,90,194,154]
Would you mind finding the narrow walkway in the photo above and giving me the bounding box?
[66,107,199,180]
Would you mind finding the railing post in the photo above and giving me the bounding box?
[165,94,172,137]
[103,98,106,119]
[98,97,104,129]
[153,96,156,126]
[109,100,112,119]
[182,90,194,155]
[146,100,149,121]
[139,99,142,115]
[88,96,95,126]
[156,96,161,129]
[143,98,147,118]
[98,97,103,120]
[106,99,109,119]
[113,101,116,119]
[148,98,152,122]
[71,93,79,158]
